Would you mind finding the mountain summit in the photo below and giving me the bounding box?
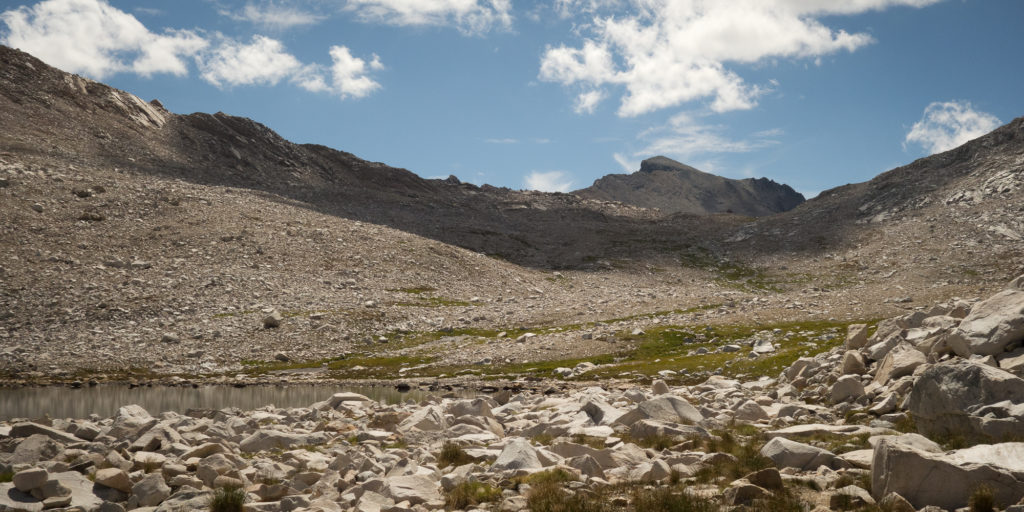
[574,156,805,216]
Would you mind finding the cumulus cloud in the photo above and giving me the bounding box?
[322,45,385,98]
[0,0,206,79]
[524,170,573,192]
[905,101,1001,155]
[635,112,781,161]
[224,2,325,31]
[0,0,383,101]
[198,35,304,87]
[574,89,605,114]
[540,0,940,117]
[612,152,638,172]
[344,0,513,34]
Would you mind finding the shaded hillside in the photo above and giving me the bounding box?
[575,156,805,216]
[0,45,737,268]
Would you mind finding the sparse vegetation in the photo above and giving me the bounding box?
[437,442,475,468]
[0,471,12,483]
[526,481,606,512]
[445,481,502,509]
[969,484,996,512]
[631,486,716,512]
[209,485,246,512]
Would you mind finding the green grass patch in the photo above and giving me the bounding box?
[631,486,716,512]
[392,286,437,294]
[0,472,12,483]
[445,481,502,509]
[585,319,848,382]
[395,296,472,307]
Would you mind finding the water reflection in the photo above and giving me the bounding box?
[0,384,471,420]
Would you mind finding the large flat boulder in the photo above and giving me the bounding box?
[614,395,703,426]
[238,429,331,453]
[383,474,440,505]
[0,471,102,512]
[907,359,1024,441]
[760,437,846,471]
[947,288,1024,357]
[872,435,1024,510]
[491,438,543,471]
[872,342,926,386]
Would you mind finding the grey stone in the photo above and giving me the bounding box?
[947,289,1024,356]
[760,437,845,471]
[871,434,1024,510]
[13,467,48,492]
[907,359,1024,441]
[94,468,132,493]
[846,324,870,350]
[383,474,440,505]
[615,395,703,426]
[872,342,926,386]
[831,374,865,404]
[132,473,171,507]
[491,438,543,471]
[263,309,283,328]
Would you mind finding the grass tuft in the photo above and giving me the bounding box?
[437,442,475,468]
[631,486,716,512]
[445,481,502,509]
[526,480,606,512]
[209,485,246,512]
[969,484,996,512]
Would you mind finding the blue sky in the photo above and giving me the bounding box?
[2,0,1023,198]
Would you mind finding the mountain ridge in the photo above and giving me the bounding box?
[574,156,805,217]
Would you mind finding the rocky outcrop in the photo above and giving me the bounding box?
[906,359,1024,442]
[872,434,1024,510]
[947,287,1024,357]
[574,156,805,216]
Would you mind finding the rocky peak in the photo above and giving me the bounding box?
[575,156,805,217]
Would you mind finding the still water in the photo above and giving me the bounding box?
[0,384,470,421]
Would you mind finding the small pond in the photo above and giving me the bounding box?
[0,384,477,421]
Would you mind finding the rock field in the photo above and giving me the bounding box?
[3,43,1024,511]
[2,276,1024,511]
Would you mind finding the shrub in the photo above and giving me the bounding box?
[631,486,716,512]
[526,481,607,512]
[209,486,246,512]
[437,442,475,468]
[445,481,502,509]
[969,484,995,512]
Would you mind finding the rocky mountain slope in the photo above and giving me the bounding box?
[1,41,1024,387]
[574,156,806,216]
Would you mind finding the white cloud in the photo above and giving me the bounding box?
[200,39,382,99]
[540,0,940,117]
[225,2,325,31]
[524,170,573,192]
[198,35,304,87]
[344,0,513,34]
[320,45,384,99]
[635,112,781,160]
[574,89,605,114]
[905,100,1001,155]
[612,152,638,172]
[0,0,383,101]
[0,0,206,79]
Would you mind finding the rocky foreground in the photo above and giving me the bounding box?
[2,276,1024,512]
